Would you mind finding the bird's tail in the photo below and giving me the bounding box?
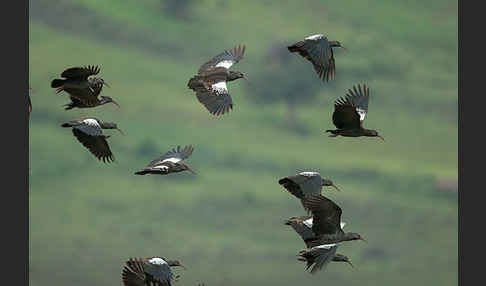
[51,79,65,88]
[61,122,73,128]
[325,129,336,133]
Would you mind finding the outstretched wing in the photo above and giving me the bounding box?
[194,82,233,116]
[122,258,147,286]
[346,83,370,122]
[303,244,339,274]
[148,145,194,167]
[279,172,322,199]
[302,195,343,236]
[61,65,100,80]
[198,45,246,73]
[72,128,114,163]
[288,35,333,81]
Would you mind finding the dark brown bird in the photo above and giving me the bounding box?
[188,45,247,116]
[61,118,124,163]
[122,257,185,286]
[279,172,340,211]
[135,145,196,175]
[288,34,346,81]
[302,195,365,245]
[326,83,384,141]
[285,216,352,273]
[50,65,119,110]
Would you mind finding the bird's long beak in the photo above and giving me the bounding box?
[378,135,385,142]
[243,76,251,85]
[116,128,125,135]
[360,237,367,243]
[331,183,341,192]
[111,99,120,108]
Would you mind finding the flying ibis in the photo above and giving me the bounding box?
[61,118,124,163]
[135,145,196,175]
[326,83,384,141]
[188,45,247,116]
[285,216,352,273]
[301,194,365,245]
[50,65,119,110]
[288,34,346,81]
[279,172,340,211]
[122,257,185,286]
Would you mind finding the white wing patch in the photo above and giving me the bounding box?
[303,217,313,228]
[356,107,367,121]
[161,157,182,164]
[148,257,168,266]
[299,171,320,177]
[153,165,169,171]
[315,243,336,249]
[305,34,324,41]
[211,81,228,95]
[74,119,102,136]
[215,60,234,69]
[340,221,346,229]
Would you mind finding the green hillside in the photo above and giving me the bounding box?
[29,1,457,286]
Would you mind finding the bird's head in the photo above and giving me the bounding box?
[329,41,347,51]
[346,232,366,242]
[333,254,353,267]
[321,179,341,191]
[167,260,186,270]
[100,96,120,108]
[366,130,385,141]
[228,71,248,82]
[100,122,124,135]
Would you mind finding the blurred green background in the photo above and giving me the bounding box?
[29,0,458,285]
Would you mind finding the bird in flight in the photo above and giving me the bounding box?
[326,83,384,141]
[135,145,196,175]
[188,45,248,116]
[51,65,119,110]
[288,34,346,81]
[122,256,185,286]
[302,195,365,245]
[61,117,124,163]
[279,171,341,211]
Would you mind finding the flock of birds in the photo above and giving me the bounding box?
[29,34,384,285]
